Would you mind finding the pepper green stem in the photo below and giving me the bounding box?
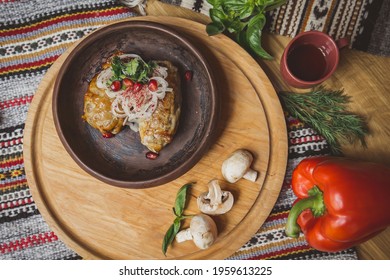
[285,186,326,238]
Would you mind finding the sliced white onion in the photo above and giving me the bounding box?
[111,97,127,118]
[143,94,158,116]
[153,66,168,78]
[96,68,123,98]
[111,86,157,125]
[96,54,174,127]
[105,89,123,99]
[96,68,113,89]
[148,76,172,99]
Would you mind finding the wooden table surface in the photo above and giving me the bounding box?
[145,0,390,260]
[24,15,291,259]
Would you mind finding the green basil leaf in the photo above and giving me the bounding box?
[209,8,227,24]
[162,223,174,256]
[226,18,246,33]
[161,218,182,256]
[207,0,223,8]
[174,217,181,231]
[206,22,225,35]
[248,11,266,31]
[173,182,194,217]
[236,29,249,47]
[246,13,273,59]
[224,0,254,19]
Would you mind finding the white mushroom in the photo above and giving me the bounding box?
[197,179,234,215]
[221,149,258,183]
[175,214,218,249]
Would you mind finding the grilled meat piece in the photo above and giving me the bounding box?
[82,75,124,135]
[138,61,181,153]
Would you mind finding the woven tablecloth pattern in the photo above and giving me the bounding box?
[0,0,358,260]
[161,0,388,57]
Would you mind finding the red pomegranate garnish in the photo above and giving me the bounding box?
[122,78,134,89]
[148,79,158,91]
[145,151,159,160]
[110,80,121,91]
[184,70,193,81]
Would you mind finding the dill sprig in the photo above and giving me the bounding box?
[278,86,369,154]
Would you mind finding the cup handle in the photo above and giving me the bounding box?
[336,37,349,49]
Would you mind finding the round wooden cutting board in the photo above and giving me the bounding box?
[23,16,288,259]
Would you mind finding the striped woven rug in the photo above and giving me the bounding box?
[0,0,357,260]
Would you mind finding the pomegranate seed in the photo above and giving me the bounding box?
[148,79,158,91]
[133,82,142,92]
[146,151,159,160]
[184,70,193,81]
[123,78,134,89]
[102,132,114,138]
[110,80,121,91]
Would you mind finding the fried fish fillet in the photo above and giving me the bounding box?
[138,61,181,153]
[82,75,124,135]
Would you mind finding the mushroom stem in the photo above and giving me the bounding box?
[175,228,192,243]
[243,168,258,182]
[207,179,223,205]
[197,180,234,215]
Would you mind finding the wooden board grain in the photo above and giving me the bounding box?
[24,16,288,259]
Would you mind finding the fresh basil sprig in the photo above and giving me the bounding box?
[206,0,287,59]
[162,182,195,256]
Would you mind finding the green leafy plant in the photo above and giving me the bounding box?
[162,182,195,256]
[206,0,287,59]
[279,86,369,154]
[110,56,156,83]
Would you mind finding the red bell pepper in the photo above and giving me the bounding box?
[285,156,390,252]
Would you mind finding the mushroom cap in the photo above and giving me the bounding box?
[221,149,254,183]
[190,214,218,249]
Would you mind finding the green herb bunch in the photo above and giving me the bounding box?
[279,87,369,154]
[110,56,157,84]
[206,0,287,59]
[162,182,195,256]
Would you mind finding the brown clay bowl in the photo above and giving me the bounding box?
[52,21,219,188]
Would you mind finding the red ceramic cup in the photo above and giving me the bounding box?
[280,31,349,88]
